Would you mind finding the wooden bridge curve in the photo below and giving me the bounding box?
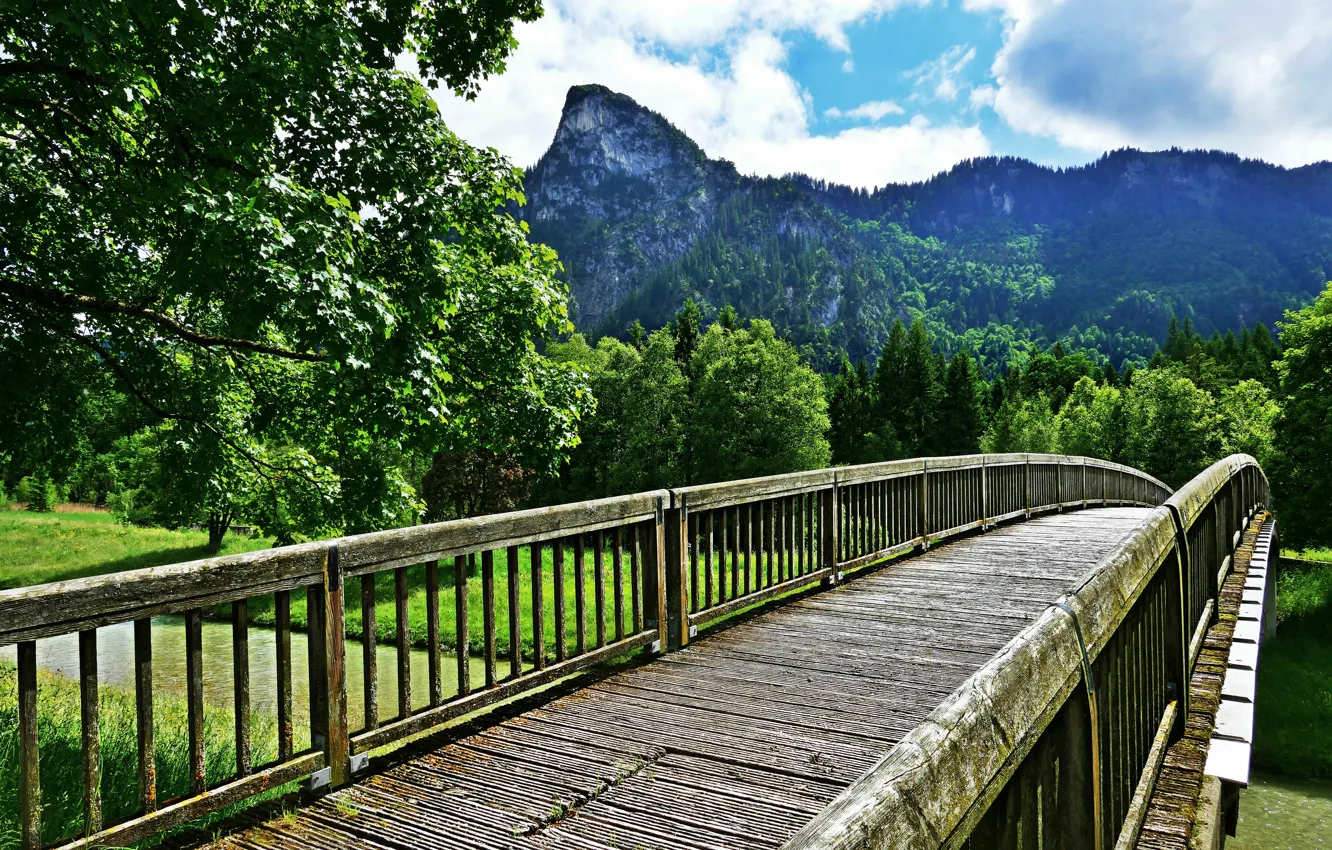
[0,454,1273,850]
[210,509,1155,850]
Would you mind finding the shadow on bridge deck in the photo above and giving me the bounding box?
[210,508,1155,850]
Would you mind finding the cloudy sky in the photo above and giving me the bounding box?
[432,0,1332,188]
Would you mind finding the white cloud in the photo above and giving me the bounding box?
[975,0,1332,165]
[825,100,906,121]
[842,58,856,73]
[969,85,997,110]
[905,45,977,102]
[432,0,988,186]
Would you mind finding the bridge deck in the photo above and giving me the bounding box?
[212,508,1153,850]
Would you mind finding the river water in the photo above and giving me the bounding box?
[0,616,487,733]
[1231,772,1332,848]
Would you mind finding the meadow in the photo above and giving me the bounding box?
[1253,553,1332,778]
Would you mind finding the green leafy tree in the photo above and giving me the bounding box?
[0,0,586,545]
[982,394,1058,454]
[1055,377,1126,462]
[689,321,830,483]
[1216,380,1278,467]
[1123,369,1220,489]
[1271,283,1332,549]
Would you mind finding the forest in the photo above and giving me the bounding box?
[7,283,1330,558]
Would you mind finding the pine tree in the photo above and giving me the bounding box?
[935,351,984,455]
[671,298,702,376]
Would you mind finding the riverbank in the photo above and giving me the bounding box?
[0,512,273,589]
[1253,555,1332,778]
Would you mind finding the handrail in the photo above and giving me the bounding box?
[781,454,1268,850]
[0,454,1173,850]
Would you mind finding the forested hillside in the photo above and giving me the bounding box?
[524,85,1332,372]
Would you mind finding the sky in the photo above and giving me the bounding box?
[433,0,1332,189]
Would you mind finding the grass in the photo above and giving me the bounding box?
[1253,557,1332,778]
[0,663,292,849]
[0,511,274,590]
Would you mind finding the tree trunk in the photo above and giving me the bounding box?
[207,511,230,554]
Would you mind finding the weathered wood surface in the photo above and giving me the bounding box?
[1135,512,1267,850]
[202,509,1154,850]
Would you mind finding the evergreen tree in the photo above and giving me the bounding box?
[935,351,984,455]
[671,298,703,376]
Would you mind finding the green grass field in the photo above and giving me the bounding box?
[0,511,274,590]
[1253,556,1332,778]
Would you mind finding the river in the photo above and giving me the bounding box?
[1232,772,1332,848]
[0,616,488,733]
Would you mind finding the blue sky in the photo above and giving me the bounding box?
[434,0,1332,188]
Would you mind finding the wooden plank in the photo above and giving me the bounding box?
[532,542,546,671]
[275,590,293,761]
[455,555,470,698]
[482,550,497,688]
[80,629,101,835]
[507,545,522,680]
[426,561,442,707]
[630,528,643,636]
[232,600,251,777]
[395,567,411,717]
[613,529,626,642]
[575,534,588,655]
[594,531,607,650]
[18,640,39,850]
[322,545,349,787]
[58,752,324,850]
[306,584,327,752]
[133,618,155,812]
[185,609,206,795]
[360,576,377,732]
[553,540,567,663]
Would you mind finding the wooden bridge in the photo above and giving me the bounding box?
[0,454,1275,850]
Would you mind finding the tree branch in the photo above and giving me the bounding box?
[1,278,331,362]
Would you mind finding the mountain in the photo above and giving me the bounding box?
[522,84,1332,370]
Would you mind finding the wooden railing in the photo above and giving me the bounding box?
[783,454,1269,850]
[0,453,1170,850]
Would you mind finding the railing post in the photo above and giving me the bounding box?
[981,459,989,526]
[323,544,350,787]
[641,494,669,653]
[919,462,930,544]
[664,493,689,651]
[820,480,840,585]
[1024,457,1032,516]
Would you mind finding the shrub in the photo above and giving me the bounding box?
[23,472,58,513]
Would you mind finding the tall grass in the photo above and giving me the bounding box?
[1253,559,1332,778]
[0,664,282,849]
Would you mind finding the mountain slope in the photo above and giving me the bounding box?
[522,85,1332,369]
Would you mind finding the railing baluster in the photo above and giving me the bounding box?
[306,584,327,752]
[613,530,626,641]
[394,566,411,717]
[233,600,251,777]
[630,527,643,635]
[185,609,206,795]
[80,628,101,835]
[455,554,470,698]
[532,542,546,670]
[743,503,753,594]
[575,534,588,654]
[134,618,155,812]
[705,513,715,609]
[508,545,523,678]
[426,560,442,707]
[553,539,567,662]
[594,531,607,649]
[360,576,377,731]
[688,513,700,611]
[18,640,40,850]
[730,506,740,596]
[482,550,497,687]
[275,590,293,761]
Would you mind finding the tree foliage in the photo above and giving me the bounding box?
[1272,282,1332,550]
[0,0,590,546]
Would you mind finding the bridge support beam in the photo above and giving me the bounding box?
[664,497,689,651]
